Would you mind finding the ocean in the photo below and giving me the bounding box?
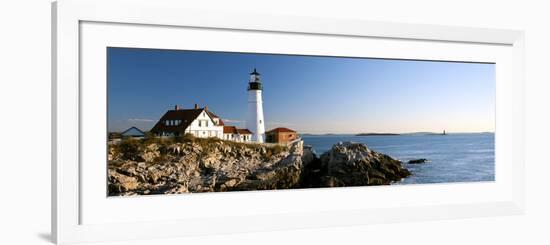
[301,133,495,185]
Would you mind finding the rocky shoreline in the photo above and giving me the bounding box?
[108,136,411,196]
[302,142,411,188]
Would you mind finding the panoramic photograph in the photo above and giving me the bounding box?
[107,47,495,196]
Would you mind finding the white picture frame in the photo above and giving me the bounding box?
[52,0,525,244]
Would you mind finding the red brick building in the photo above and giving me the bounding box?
[265,127,298,144]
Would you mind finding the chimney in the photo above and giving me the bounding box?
[174,104,180,110]
[204,105,208,111]
[194,103,199,109]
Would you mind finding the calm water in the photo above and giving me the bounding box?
[301,133,494,184]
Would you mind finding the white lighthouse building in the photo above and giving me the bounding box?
[246,68,266,143]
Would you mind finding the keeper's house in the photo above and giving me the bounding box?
[150,104,253,142]
[265,127,299,144]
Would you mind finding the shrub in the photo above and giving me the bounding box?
[271,145,286,155]
[108,132,122,140]
[175,133,196,143]
[117,138,143,161]
[142,131,161,145]
[259,144,287,161]
[151,154,170,165]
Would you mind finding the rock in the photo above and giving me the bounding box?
[108,138,308,195]
[147,169,162,184]
[140,144,160,162]
[223,178,238,188]
[316,142,410,186]
[231,140,305,191]
[107,138,410,196]
[301,145,316,164]
[408,158,427,164]
[109,171,139,192]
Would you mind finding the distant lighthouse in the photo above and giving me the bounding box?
[246,68,265,143]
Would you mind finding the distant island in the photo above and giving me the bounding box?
[301,133,338,136]
[356,133,401,136]
[289,131,494,137]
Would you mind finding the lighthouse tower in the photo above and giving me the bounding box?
[246,68,265,143]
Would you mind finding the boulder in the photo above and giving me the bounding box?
[318,142,410,186]
[109,170,139,192]
[408,158,427,164]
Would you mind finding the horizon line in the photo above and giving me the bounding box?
[299,131,495,135]
[108,128,495,135]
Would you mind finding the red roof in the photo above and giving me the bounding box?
[237,128,253,134]
[223,126,237,134]
[205,110,219,119]
[223,126,252,135]
[266,127,296,133]
[206,110,225,125]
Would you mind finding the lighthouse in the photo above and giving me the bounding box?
[246,68,265,143]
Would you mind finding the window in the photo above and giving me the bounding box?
[198,120,209,127]
[259,120,262,124]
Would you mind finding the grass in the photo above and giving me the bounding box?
[109,133,288,162]
[114,137,143,161]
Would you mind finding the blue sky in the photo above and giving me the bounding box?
[108,47,495,134]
